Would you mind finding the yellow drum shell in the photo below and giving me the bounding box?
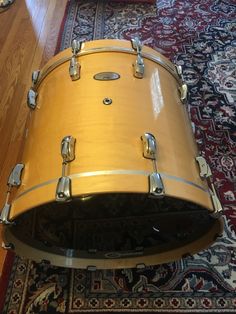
[10,39,212,218]
[2,39,223,269]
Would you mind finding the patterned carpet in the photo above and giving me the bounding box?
[3,0,236,313]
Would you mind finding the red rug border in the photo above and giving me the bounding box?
[0,251,15,313]
[55,0,72,54]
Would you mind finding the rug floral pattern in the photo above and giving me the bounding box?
[3,0,236,313]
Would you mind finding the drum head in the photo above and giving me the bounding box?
[5,193,222,267]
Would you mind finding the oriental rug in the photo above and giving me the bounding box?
[2,0,236,313]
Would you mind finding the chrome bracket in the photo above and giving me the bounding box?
[0,0,15,12]
[196,156,212,178]
[69,39,81,81]
[196,156,223,217]
[141,132,157,159]
[0,163,24,225]
[72,39,81,55]
[175,65,188,102]
[61,136,76,162]
[131,37,145,79]
[149,173,165,197]
[179,83,188,102]
[8,163,25,186]
[56,136,76,202]
[27,89,38,109]
[0,204,13,225]
[2,242,14,250]
[175,65,183,76]
[210,184,223,218]
[27,70,40,110]
[56,177,72,202]
[32,70,40,86]
[141,133,165,197]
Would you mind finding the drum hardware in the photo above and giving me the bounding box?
[175,65,188,102]
[32,70,40,86]
[196,156,223,217]
[26,71,40,109]
[69,39,81,81]
[0,163,24,225]
[131,37,145,78]
[56,177,72,202]
[141,133,165,197]
[27,89,38,109]
[175,65,183,77]
[61,135,76,162]
[149,173,165,197]
[103,97,112,105]
[32,46,181,90]
[0,0,14,12]
[2,242,14,250]
[179,84,188,102]
[56,136,76,202]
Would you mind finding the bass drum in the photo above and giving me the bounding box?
[2,39,223,269]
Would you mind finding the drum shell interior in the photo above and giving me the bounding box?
[4,192,223,269]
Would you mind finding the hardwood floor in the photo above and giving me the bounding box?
[0,0,67,275]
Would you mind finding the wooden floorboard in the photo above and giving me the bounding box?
[0,0,67,276]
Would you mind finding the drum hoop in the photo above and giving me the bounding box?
[14,170,209,201]
[33,47,181,90]
[4,217,223,268]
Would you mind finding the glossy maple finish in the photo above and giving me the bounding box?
[9,39,213,219]
[0,0,67,275]
[1,37,224,270]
